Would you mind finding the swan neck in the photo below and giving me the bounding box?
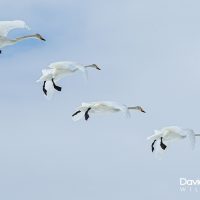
[128,107,137,110]
[14,34,38,42]
[85,64,95,68]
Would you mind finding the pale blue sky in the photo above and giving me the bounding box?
[1,0,200,199]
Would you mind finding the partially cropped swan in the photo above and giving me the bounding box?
[36,61,101,98]
[147,126,200,152]
[0,20,45,53]
[72,101,146,121]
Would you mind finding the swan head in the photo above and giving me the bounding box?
[35,34,46,41]
[92,64,101,70]
[135,106,146,113]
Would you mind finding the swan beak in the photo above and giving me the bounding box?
[141,109,146,113]
[37,34,46,41]
[96,66,101,70]
[40,36,46,41]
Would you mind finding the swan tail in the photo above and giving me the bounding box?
[83,69,88,80]
[125,109,131,118]
[147,130,161,140]
[36,79,41,83]
[36,69,50,83]
[147,135,154,140]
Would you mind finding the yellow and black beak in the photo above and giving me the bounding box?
[40,36,46,41]
[96,66,101,70]
[141,109,146,113]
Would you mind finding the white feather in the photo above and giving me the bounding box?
[37,61,101,99]
[147,126,199,155]
[0,20,30,37]
[185,129,196,149]
[72,101,145,121]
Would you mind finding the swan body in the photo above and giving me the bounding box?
[72,101,146,121]
[36,61,101,98]
[147,126,200,152]
[0,20,45,52]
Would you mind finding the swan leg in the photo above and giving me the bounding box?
[160,137,167,150]
[51,78,62,91]
[85,108,91,121]
[151,140,156,152]
[43,81,47,95]
[72,110,81,117]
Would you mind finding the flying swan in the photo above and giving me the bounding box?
[0,20,45,53]
[72,101,146,121]
[36,61,101,98]
[147,126,200,152]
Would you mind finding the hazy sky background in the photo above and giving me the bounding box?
[1,0,200,199]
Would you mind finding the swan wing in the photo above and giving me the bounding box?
[125,109,131,118]
[74,65,88,80]
[161,126,182,134]
[36,69,53,82]
[186,129,196,149]
[147,130,162,140]
[99,102,129,116]
[80,101,122,114]
[81,102,93,107]
[48,61,89,79]
[80,102,109,112]
[48,61,78,70]
[93,101,122,113]
[0,20,30,37]
[95,101,122,109]
[83,68,88,80]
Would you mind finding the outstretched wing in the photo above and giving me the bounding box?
[147,130,162,140]
[0,20,30,37]
[75,65,88,80]
[48,61,78,69]
[36,69,53,82]
[48,61,89,79]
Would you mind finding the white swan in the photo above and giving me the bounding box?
[0,20,45,53]
[36,61,101,98]
[147,126,200,152]
[72,101,146,121]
